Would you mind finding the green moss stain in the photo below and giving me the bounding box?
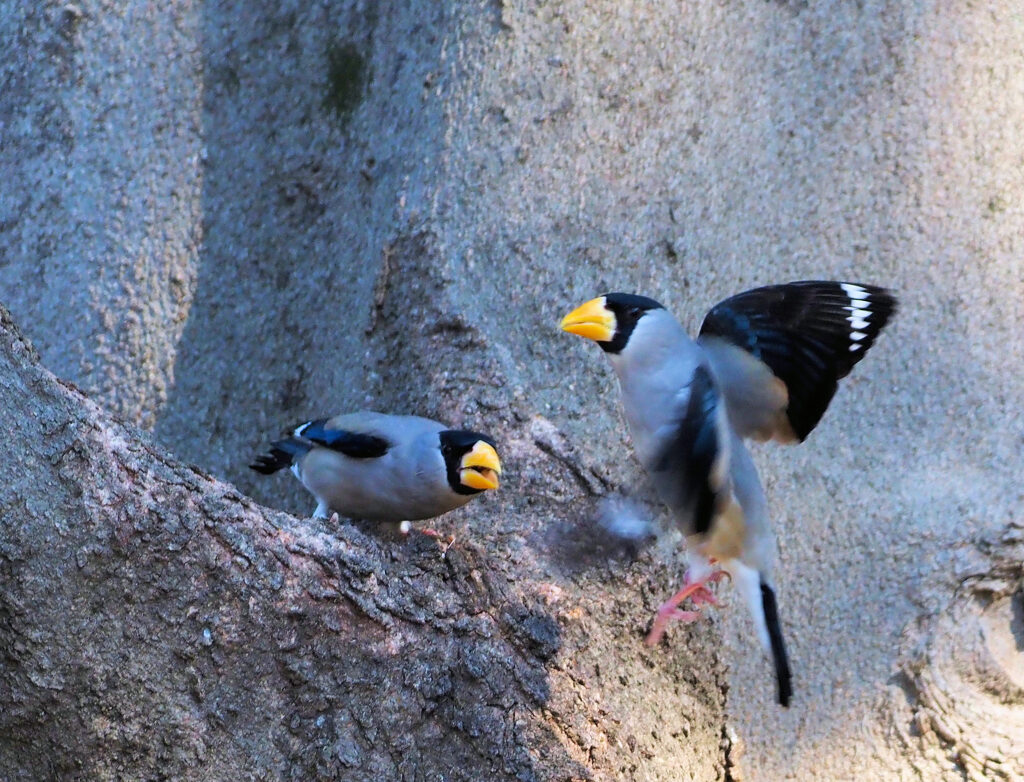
[323,43,367,122]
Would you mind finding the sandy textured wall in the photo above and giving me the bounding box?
[434,3,1024,779]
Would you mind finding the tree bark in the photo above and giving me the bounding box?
[0,303,729,779]
[2,1,1024,780]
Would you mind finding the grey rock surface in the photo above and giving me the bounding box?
[2,1,1022,779]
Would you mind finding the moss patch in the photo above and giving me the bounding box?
[323,43,367,122]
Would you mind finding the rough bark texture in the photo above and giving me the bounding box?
[0,306,729,781]
[2,0,1023,780]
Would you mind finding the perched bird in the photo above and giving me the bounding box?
[560,281,897,706]
[250,411,501,524]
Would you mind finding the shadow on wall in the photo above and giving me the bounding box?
[154,3,433,515]
[147,9,581,780]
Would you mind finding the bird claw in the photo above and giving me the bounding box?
[646,604,704,646]
[686,585,719,607]
[413,526,457,556]
[685,567,729,587]
[645,568,725,646]
[438,535,456,556]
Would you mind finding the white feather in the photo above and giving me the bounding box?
[840,283,869,301]
[723,560,771,652]
[597,496,657,541]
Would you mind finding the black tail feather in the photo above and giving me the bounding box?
[249,438,310,475]
[760,582,793,707]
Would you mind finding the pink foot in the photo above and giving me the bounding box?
[416,526,456,555]
[645,569,728,646]
[685,584,719,607]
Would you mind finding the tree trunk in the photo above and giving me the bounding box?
[2,1,1023,780]
[0,303,730,780]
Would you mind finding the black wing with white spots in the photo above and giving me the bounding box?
[698,281,897,441]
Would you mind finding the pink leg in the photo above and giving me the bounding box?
[645,569,728,646]
[416,526,456,555]
[683,569,728,606]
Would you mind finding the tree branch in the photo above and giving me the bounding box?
[0,303,728,780]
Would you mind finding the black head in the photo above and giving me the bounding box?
[560,292,665,354]
[439,430,502,495]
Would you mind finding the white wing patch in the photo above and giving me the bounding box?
[841,283,869,300]
[842,284,874,352]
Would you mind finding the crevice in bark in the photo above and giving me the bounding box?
[892,524,1024,782]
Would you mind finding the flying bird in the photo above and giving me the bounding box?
[251,411,501,525]
[560,281,897,706]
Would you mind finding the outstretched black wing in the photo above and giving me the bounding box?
[699,281,897,441]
